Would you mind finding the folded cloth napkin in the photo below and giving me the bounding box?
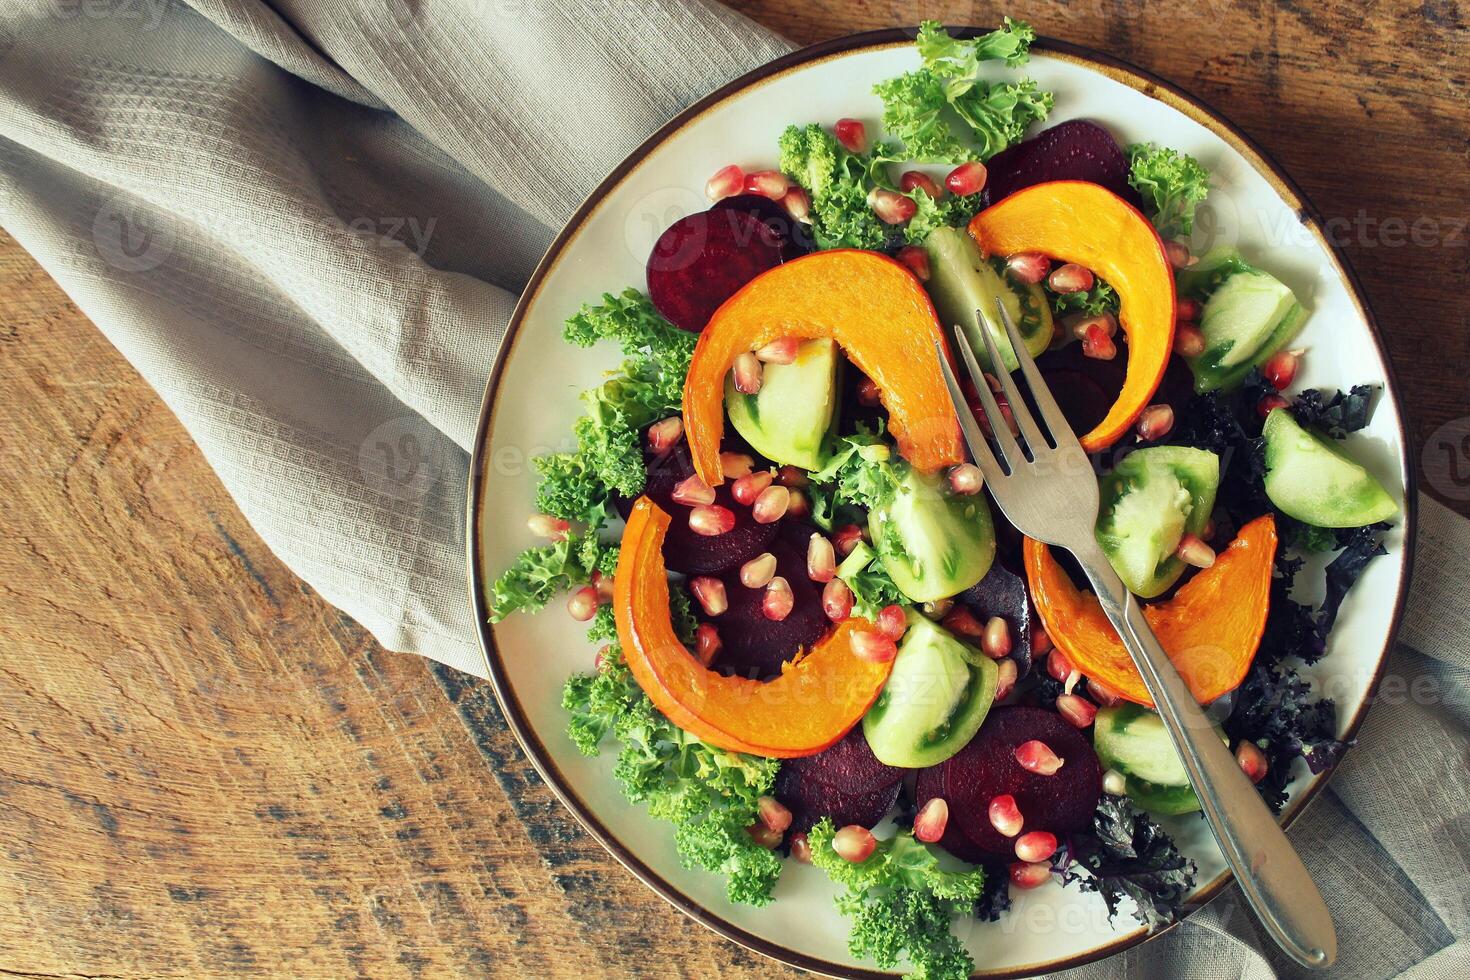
[0,2,1464,977]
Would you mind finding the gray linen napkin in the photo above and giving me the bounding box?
[0,2,1464,977]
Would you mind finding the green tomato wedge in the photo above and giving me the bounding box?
[923,225,1052,373]
[1093,703,1228,816]
[725,338,839,470]
[1177,246,1307,393]
[869,467,995,604]
[1096,446,1220,598]
[1262,408,1399,527]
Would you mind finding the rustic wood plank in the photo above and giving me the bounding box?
[0,1,1464,976]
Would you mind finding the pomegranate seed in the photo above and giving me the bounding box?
[877,604,907,641]
[646,416,684,453]
[1081,322,1117,360]
[941,606,984,638]
[740,552,777,589]
[913,798,949,843]
[748,823,783,849]
[989,794,1023,837]
[672,473,716,506]
[832,524,865,557]
[833,118,868,154]
[1088,676,1123,707]
[755,336,800,364]
[948,463,984,495]
[757,795,793,833]
[778,188,812,227]
[689,576,728,616]
[1015,740,1065,776]
[896,245,931,281]
[786,489,810,520]
[591,570,615,603]
[1174,323,1206,358]
[720,451,755,479]
[732,470,774,506]
[1056,693,1098,728]
[1010,861,1051,889]
[694,623,721,666]
[856,375,882,407]
[1015,831,1058,863]
[945,161,988,196]
[852,629,898,663]
[705,164,744,202]
[527,513,570,540]
[777,465,809,487]
[922,598,954,619]
[744,169,791,200]
[1176,297,1202,321]
[752,484,790,524]
[822,578,854,622]
[763,576,794,621]
[1046,647,1074,683]
[1236,740,1269,783]
[868,188,916,224]
[1263,349,1301,390]
[1136,404,1175,442]
[1257,393,1290,418]
[732,352,763,394]
[1163,240,1195,268]
[689,504,735,536]
[807,534,836,583]
[1005,252,1050,285]
[1048,262,1095,293]
[567,586,599,622]
[832,824,876,863]
[982,617,1012,659]
[1102,769,1127,796]
[1031,626,1053,656]
[789,831,813,863]
[1067,312,1117,341]
[1176,532,1216,569]
[900,170,943,198]
[995,658,1018,701]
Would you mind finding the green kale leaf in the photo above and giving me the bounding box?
[489,533,615,621]
[1050,278,1119,318]
[1126,143,1211,239]
[808,426,905,513]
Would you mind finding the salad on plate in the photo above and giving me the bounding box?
[489,19,1399,979]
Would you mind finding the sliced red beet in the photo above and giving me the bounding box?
[918,706,1102,858]
[779,726,905,795]
[705,522,828,680]
[980,120,1140,210]
[957,559,1033,679]
[712,194,814,260]
[1034,342,1127,438]
[617,440,779,576]
[775,764,902,834]
[646,208,784,332]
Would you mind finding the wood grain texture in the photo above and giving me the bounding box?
[0,1,1465,977]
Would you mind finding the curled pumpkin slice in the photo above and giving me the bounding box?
[1024,515,1276,707]
[614,497,893,757]
[969,181,1176,452]
[682,249,965,487]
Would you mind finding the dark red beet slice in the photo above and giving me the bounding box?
[1035,342,1127,438]
[780,726,905,795]
[957,559,1033,679]
[712,194,815,260]
[646,208,784,332]
[980,120,1140,210]
[775,764,902,834]
[918,706,1102,858]
[617,441,778,576]
[706,522,828,680]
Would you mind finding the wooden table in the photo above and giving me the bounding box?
[0,2,1464,976]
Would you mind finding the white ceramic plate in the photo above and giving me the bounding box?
[469,30,1415,978]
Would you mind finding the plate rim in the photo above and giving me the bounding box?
[466,26,1419,979]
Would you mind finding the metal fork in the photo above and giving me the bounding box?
[935,300,1336,969]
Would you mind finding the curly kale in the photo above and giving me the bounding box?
[1063,794,1196,931]
[1049,278,1119,318]
[808,820,987,980]
[1125,143,1211,238]
[1225,658,1345,811]
[489,533,616,621]
[836,541,909,621]
[875,20,1051,164]
[563,650,782,905]
[808,425,905,513]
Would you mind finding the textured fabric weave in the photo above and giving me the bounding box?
[0,3,1463,976]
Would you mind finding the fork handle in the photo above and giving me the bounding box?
[1075,546,1337,969]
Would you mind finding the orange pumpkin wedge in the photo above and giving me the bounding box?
[614,496,893,757]
[969,181,1176,452]
[1024,515,1276,707]
[682,249,965,486]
